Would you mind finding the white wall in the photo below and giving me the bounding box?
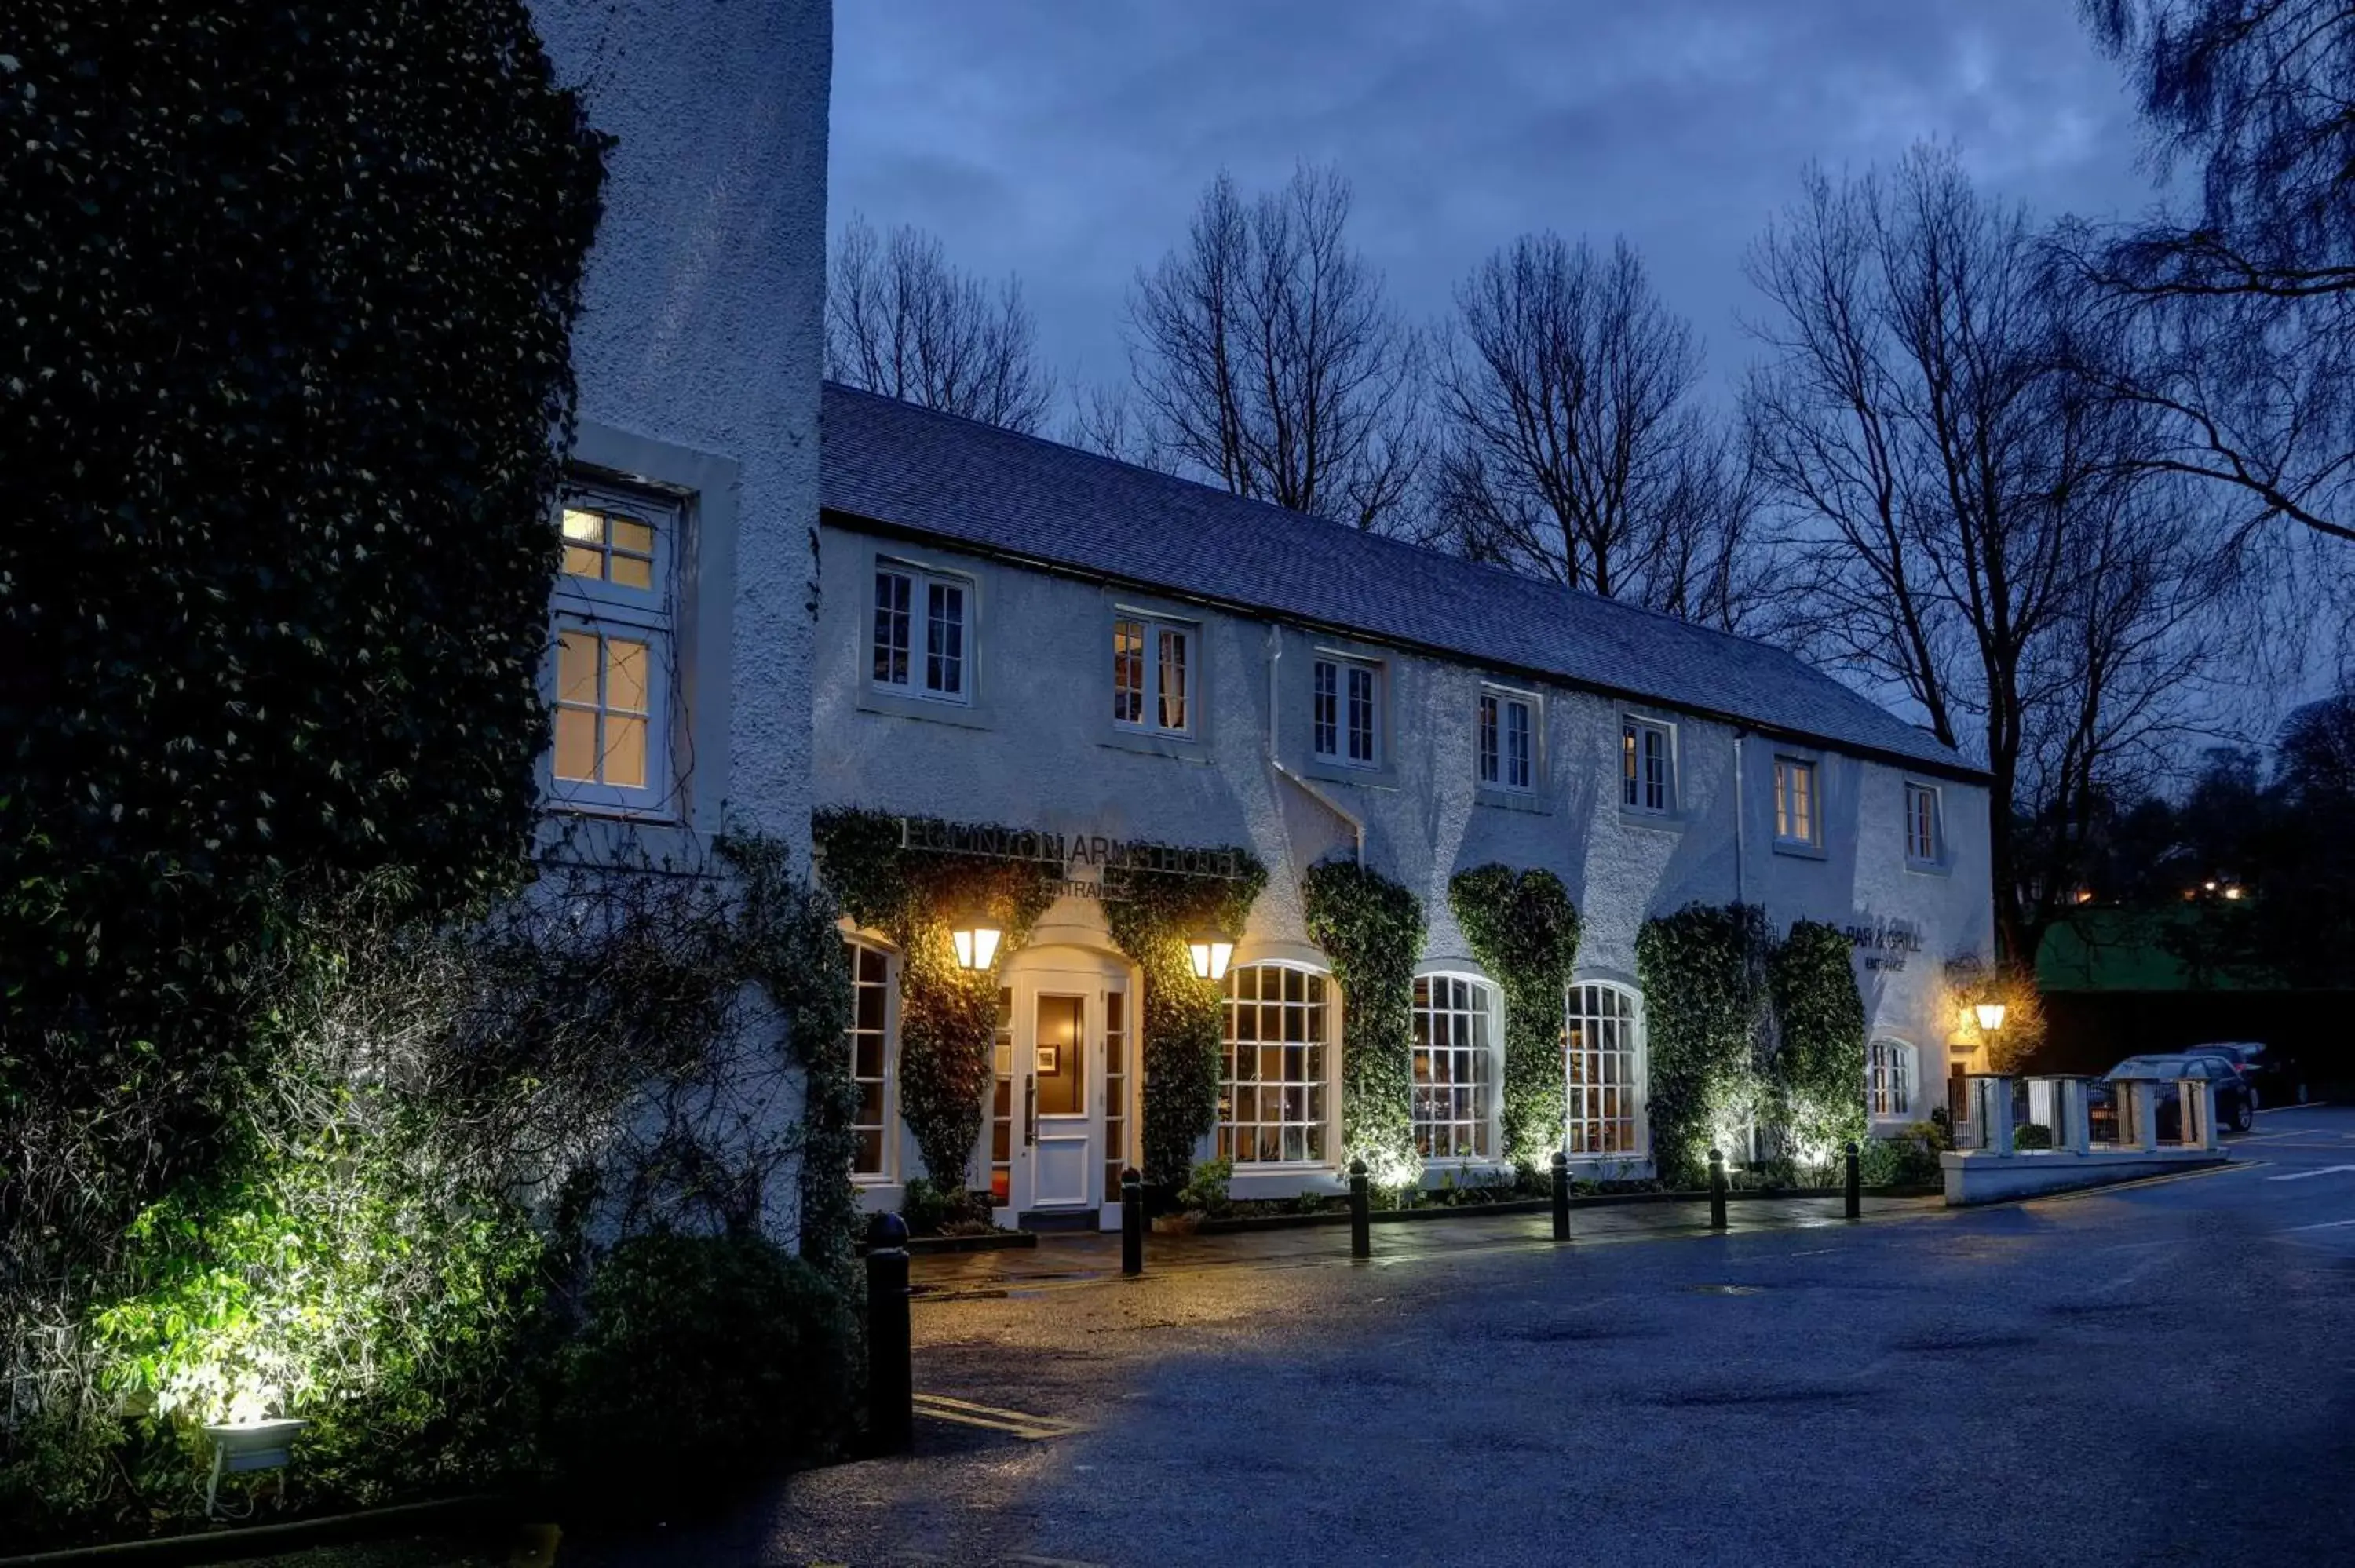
[816,525,1997,1180]
[524,1,832,1242]
[529,0,831,864]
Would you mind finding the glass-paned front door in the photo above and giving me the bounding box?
[1030,993,1093,1207]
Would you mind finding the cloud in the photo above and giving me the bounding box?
[828,0,2156,405]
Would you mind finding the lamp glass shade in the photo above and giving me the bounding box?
[950,919,1001,971]
[1188,939,1235,983]
[1973,1001,2008,1033]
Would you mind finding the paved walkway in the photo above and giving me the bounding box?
[911,1191,1941,1296]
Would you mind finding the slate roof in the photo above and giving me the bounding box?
[819,382,1979,779]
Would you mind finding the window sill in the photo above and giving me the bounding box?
[1904,858,1952,877]
[1617,806,1685,834]
[1099,729,1212,764]
[1770,837,1828,861]
[856,686,995,730]
[1301,756,1398,789]
[1475,785,1551,815]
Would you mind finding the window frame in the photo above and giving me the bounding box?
[1621,715,1676,818]
[1412,971,1499,1162]
[1216,961,1338,1169]
[1478,686,1539,796]
[1564,980,1647,1161]
[548,480,681,819]
[1111,610,1198,738]
[1868,1037,1917,1121]
[1312,653,1384,770]
[844,935,900,1184]
[1904,780,1944,869]
[871,558,975,706]
[1773,754,1822,851]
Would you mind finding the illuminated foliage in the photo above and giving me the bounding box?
[1448,865,1582,1169]
[1302,859,1426,1190]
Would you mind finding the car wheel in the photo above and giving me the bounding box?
[2233,1097,2255,1133]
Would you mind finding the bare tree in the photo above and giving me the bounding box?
[1433,233,1765,629]
[1122,164,1426,531]
[826,215,1054,432]
[1745,147,2240,962]
[2062,0,2355,546]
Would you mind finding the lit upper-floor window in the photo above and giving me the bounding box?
[550,487,677,815]
[1904,782,1942,866]
[1113,614,1194,735]
[1773,757,1819,847]
[1623,717,1672,815]
[1479,689,1535,793]
[1313,655,1381,767]
[872,563,970,702]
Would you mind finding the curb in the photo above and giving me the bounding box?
[0,1496,505,1568]
[1190,1184,1941,1234]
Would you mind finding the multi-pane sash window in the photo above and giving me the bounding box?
[1112,615,1194,735]
[1869,1038,1915,1118]
[873,563,969,702]
[1774,757,1819,845]
[1413,975,1493,1158]
[1313,657,1379,767]
[845,940,893,1180]
[551,488,676,813]
[1565,983,1643,1157]
[1218,965,1331,1165]
[989,986,1014,1205]
[1480,691,1535,792]
[1623,718,1671,814]
[1904,782,1941,865]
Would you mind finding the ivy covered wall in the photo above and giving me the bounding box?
[812,808,1265,1194]
[1637,903,1774,1187]
[1302,859,1426,1189]
[1448,865,1581,1169]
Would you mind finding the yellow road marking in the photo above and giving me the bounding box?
[911,1391,1081,1439]
[2029,1161,2265,1202]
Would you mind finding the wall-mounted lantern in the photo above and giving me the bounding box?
[1973,1001,2008,1034]
[1187,922,1236,983]
[948,903,1002,971]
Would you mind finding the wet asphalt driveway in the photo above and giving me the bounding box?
[537,1106,2355,1567]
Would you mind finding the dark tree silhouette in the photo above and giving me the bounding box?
[827,215,1054,432]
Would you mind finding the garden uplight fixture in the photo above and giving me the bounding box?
[948,904,1002,970]
[203,1418,306,1519]
[1187,922,1235,983]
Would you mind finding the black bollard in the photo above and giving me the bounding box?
[1707,1147,1728,1231]
[1843,1140,1861,1220]
[1349,1158,1371,1259]
[1551,1150,1571,1242]
[865,1211,913,1455]
[1120,1167,1145,1277]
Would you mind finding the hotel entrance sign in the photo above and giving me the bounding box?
[895,819,1249,903]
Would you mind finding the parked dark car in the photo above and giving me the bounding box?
[2182,1041,2310,1109]
[2088,1053,2256,1142]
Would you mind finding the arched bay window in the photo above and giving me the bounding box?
[1565,981,1644,1158]
[1218,963,1333,1165]
[1413,974,1494,1159]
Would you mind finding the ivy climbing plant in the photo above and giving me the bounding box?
[1101,850,1267,1188]
[811,811,1058,1194]
[811,810,1265,1198]
[1302,859,1425,1190]
[1636,902,1773,1187]
[1765,919,1868,1164]
[1448,864,1581,1170]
